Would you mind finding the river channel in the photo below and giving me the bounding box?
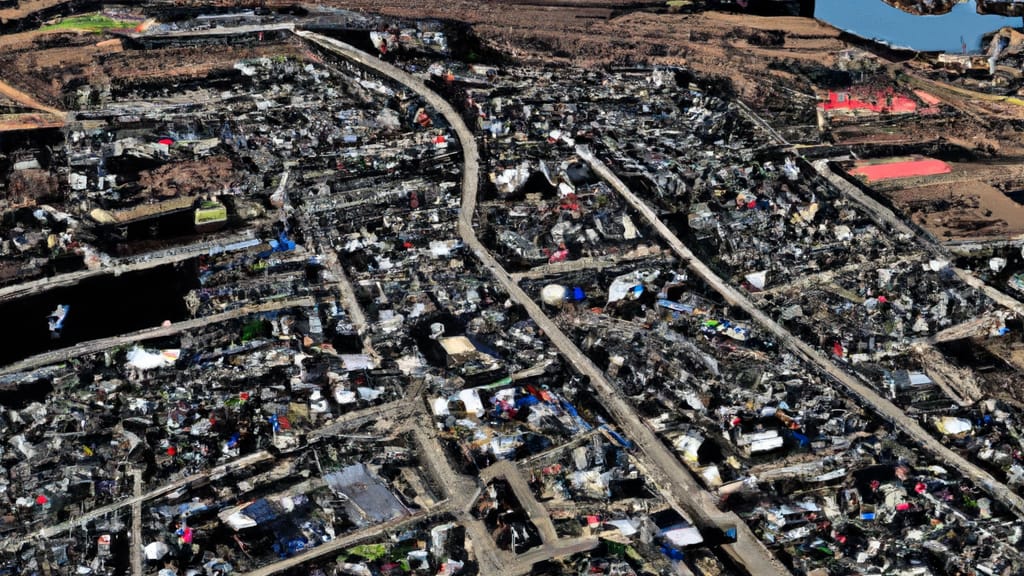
[816,0,1021,52]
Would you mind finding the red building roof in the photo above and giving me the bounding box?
[850,157,952,182]
[820,90,918,114]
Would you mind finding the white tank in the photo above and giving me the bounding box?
[541,284,568,307]
[430,322,446,339]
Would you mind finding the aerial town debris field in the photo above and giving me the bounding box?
[2,0,1024,575]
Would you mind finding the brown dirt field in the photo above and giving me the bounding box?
[873,160,1024,192]
[10,4,788,108]
[0,31,118,107]
[978,339,1024,408]
[0,112,64,131]
[276,0,845,98]
[102,41,309,84]
[887,178,1024,241]
[467,10,849,97]
[137,156,236,199]
[699,11,835,34]
[0,34,305,108]
[0,73,64,115]
[0,0,68,21]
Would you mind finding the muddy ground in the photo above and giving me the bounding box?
[0,29,306,109]
[3,0,1022,150]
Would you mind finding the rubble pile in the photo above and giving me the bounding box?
[2,4,1024,576]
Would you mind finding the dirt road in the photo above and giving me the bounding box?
[299,28,790,576]
[0,77,64,117]
[580,145,1024,522]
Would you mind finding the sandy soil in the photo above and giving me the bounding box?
[273,0,845,99]
[472,10,847,96]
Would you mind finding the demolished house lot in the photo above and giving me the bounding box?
[0,11,720,576]
[465,61,1024,574]
[2,3,1024,576]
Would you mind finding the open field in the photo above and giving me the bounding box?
[39,13,133,32]
[888,178,1024,241]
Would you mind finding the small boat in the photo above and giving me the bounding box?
[47,304,70,338]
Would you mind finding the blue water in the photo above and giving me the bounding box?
[816,0,1022,53]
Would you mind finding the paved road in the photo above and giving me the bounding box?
[508,536,600,575]
[511,250,658,281]
[580,146,1024,522]
[130,22,296,40]
[953,267,1024,318]
[409,428,505,575]
[812,159,926,246]
[299,30,786,576]
[306,401,418,444]
[8,20,1016,575]
[130,469,143,576]
[291,184,378,358]
[734,99,789,146]
[0,22,783,576]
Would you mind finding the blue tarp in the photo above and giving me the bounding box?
[560,399,593,432]
[658,299,694,314]
[515,395,540,409]
[659,545,685,561]
[600,425,635,451]
[789,431,810,448]
[466,335,502,360]
[245,499,277,524]
[269,231,296,253]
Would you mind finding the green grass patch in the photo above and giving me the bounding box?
[41,14,134,33]
[345,543,388,561]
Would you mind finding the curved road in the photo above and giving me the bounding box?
[298,30,789,576]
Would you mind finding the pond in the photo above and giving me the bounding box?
[0,262,197,366]
[816,0,1022,52]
